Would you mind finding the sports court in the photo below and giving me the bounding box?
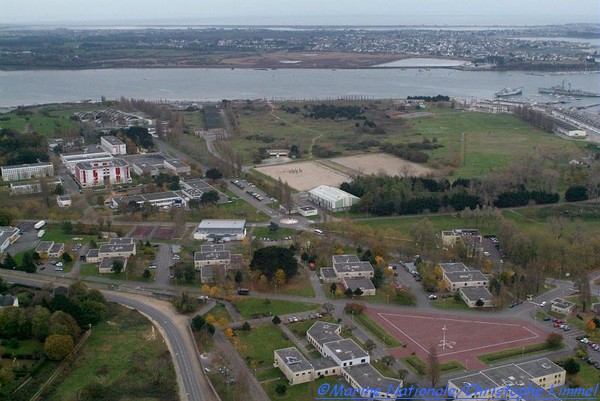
[366,308,548,369]
[131,226,154,239]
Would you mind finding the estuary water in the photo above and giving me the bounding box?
[0,67,598,108]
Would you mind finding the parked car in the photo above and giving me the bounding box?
[428,295,437,300]
[540,301,547,307]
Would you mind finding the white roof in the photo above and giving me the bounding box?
[308,185,359,203]
[197,219,246,229]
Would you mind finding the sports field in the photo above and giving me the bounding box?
[254,160,349,191]
[366,308,548,369]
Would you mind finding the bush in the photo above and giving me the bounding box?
[563,358,580,374]
[565,185,589,202]
[275,384,287,395]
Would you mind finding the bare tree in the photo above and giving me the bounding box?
[427,345,440,387]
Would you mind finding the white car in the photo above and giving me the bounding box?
[483,251,491,257]
[540,301,547,307]
[428,294,438,300]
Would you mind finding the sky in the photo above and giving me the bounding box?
[0,0,599,26]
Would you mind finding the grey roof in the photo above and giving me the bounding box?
[200,244,225,252]
[1,162,53,170]
[98,243,135,254]
[299,206,317,211]
[200,265,214,279]
[449,372,499,391]
[0,226,19,243]
[439,262,470,273]
[307,321,342,347]
[275,347,313,373]
[323,338,369,361]
[343,277,375,291]
[320,267,337,278]
[194,251,231,262]
[0,295,17,307]
[309,356,338,371]
[57,195,72,201]
[76,158,129,170]
[101,135,125,145]
[165,159,188,168]
[99,256,125,269]
[36,241,54,252]
[333,261,374,274]
[332,254,360,264]
[459,286,493,302]
[516,358,565,377]
[49,243,64,254]
[343,363,402,394]
[86,248,99,257]
[550,298,575,310]
[108,237,134,245]
[308,185,359,203]
[197,220,246,231]
[445,270,488,283]
[481,364,532,387]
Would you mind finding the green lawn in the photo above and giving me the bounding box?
[478,342,559,364]
[431,297,472,311]
[231,298,317,320]
[262,375,340,401]
[401,355,465,376]
[257,268,316,298]
[354,313,404,348]
[48,304,178,401]
[79,260,155,282]
[574,363,600,400]
[234,323,292,369]
[205,303,233,326]
[252,226,298,240]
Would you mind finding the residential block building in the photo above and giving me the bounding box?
[100,135,127,155]
[74,158,131,187]
[1,162,54,182]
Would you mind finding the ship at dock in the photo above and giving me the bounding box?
[538,80,600,97]
[494,87,523,97]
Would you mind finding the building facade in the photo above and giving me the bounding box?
[308,185,360,212]
[100,135,127,155]
[1,162,54,182]
[193,219,246,241]
[75,158,131,187]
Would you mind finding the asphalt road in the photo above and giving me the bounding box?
[0,271,217,401]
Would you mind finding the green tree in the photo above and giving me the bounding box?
[344,288,353,297]
[183,264,196,282]
[364,339,376,354]
[381,355,396,366]
[371,267,384,288]
[268,222,279,233]
[250,246,298,280]
[275,384,287,395]
[21,252,36,273]
[563,358,580,374]
[2,253,17,270]
[61,220,73,234]
[272,315,281,325]
[330,283,337,294]
[142,269,151,278]
[546,333,563,349]
[205,168,223,181]
[353,287,363,296]
[173,292,197,314]
[31,306,51,340]
[241,321,251,331]
[49,311,80,340]
[191,315,206,331]
[200,190,220,205]
[62,252,73,263]
[44,334,74,360]
[111,259,124,274]
[475,298,485,307]
[234,270,243,284]
[453,291,462,302]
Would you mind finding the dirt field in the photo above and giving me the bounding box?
[131,226,154,240]
[366,308,548,370]
[254,161,350,191]
[330,153,434,177]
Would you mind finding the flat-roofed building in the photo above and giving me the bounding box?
[0,226,20,253]
[111,191,185,209]
[75,158,131,187]
[343,363,403,399]
[193,219,246,241]
[332,260,374,279]
[438,262,470,274]
[9,178,62,195]
[342,277,376,296]
[98,242,136,259]
[460,286,495,308]
[108,238,134,245]
[448,358,565,400]
[61,151,113,174]
[441,229,482,246]
[1,162,54,182]
[306,321,342,354]
[48,242,65,259]
[99,257,127,274]
[200,265,216,283]
[35,241,55,258]
[56,195,72,208]
[297,206,318,217]
[320,267,337,284]
[194,250,231,269]
[308,185,360,212]
[200,244,225,252]
[164,159,191,174]
[86,248,100,263]
[100,135,126,155]
[310,357,340,378]
[274,347,314,385]
[323,338,369,367]
[444,270,489,292]
[550,298,575,315]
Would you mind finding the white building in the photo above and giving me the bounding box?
[0,226,20,253]
[110,191,185,209]
[297,206,318,217]
[322,338,369,368]
[193,219,246,241]
[74,158,131,187]
[61,151,113,174]
[308,185,360,212]
[9,178,62,195]
[100,135,127,155]
[164,159,191,174]
[1,162,54,182]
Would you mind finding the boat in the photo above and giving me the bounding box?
[538,80,600,97]
[495,87,523,97]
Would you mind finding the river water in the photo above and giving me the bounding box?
[0,67,598,108]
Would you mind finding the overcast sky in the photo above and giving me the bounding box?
[1,0,598,25]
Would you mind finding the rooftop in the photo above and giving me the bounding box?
[1,162,53,170]
[200,244,225,252]
[275,347,313,373]
[343,363,402,394]
[35,241,54,252]
[550,298,575,310]
[459,286,494,302]
[516,358,565,377]
[333,254,361,264]
[194,251,231,261]
[108,237,134,245]
[333,261,374,274]
[0,226,19,243]
[165,159,188,168]
[49,243,64,253]
[307,321,342,347]
[200,265,215,279]
[86,248,99,257]
[445,270,488,283]
[323,338,369,361]
[98,243,135,254]
[439,262,470,274]
[309,185,359,202]
[299,206,317,211]
[343,277,376,291]
[320,267,337,278]
[197,219,246,230]
[76,158,129,170]
[101,135,125,145]
[309,356,338,371]
[99,257,125,269]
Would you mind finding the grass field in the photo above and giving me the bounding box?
[256,268,315,298]
[478,342,558,364]
[431,297,472,311]
[230,103,584,178]
[79,259,155,282]
[574,362,600,400]
[234,323,292,370]
[231,297,317,320]
[354,313,404,348]
[48,304,178,401]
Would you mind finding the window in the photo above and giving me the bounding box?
[361,358,366,363]
[343,363,347,367]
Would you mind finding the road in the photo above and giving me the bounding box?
[0,270,217,401]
